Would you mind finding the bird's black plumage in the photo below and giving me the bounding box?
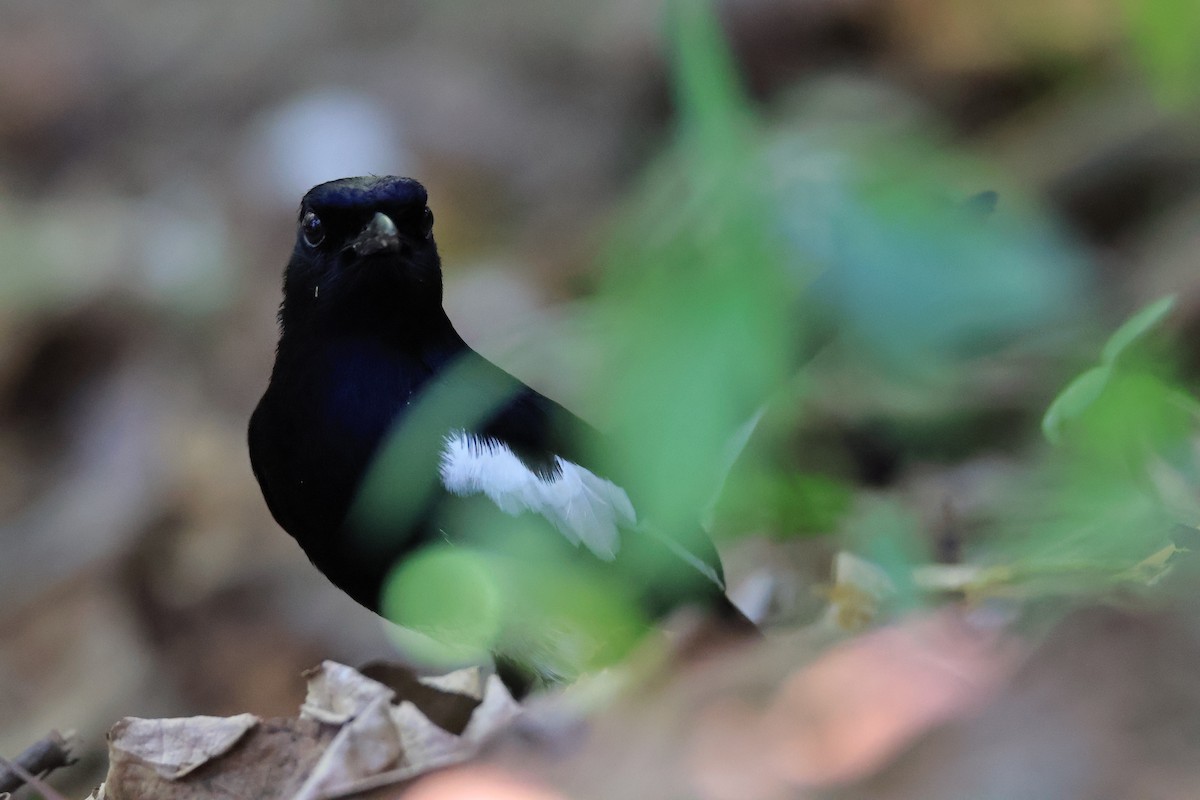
[249,176,748,686]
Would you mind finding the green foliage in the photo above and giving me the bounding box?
[370,0,1200,668]
[1042,295,1192,459]
[591,0,794,541]
[847,498,926,613]
[1121,0,1200,107]
[716,468,855,536]
[1041,366,1112,447]
[367,0,804,676]
[382,539,645,676]
[770,135,1086,384]
[996,296,1200,577]
[1100,294,1176,366]
[382,545,504,665]
[597,2,1200,626]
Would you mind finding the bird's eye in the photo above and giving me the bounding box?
[301,211,325,247]
[420,208,434,239]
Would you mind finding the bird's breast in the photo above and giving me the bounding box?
[311,339,427,446]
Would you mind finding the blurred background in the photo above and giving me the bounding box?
[3,0,1200,797]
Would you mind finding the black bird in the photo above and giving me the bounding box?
[249,176,751,688]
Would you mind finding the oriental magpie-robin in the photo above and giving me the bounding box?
[249,176,752,688]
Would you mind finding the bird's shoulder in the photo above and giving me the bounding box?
[443,352,725,590]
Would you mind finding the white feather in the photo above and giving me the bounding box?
[438,431,636,561]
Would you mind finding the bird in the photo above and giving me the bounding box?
[249,175,754,691]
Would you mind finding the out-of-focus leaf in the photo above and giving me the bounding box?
[1042,365,1111,445]
[1118,541,1186,585]
[1068,372,1192,464]
[783,473,855,534]
[768,124,1089,382]
[1043,295,1182,447]
[381,546,505,667]
[717,469,855,536]
[843,499,925,614]
[666,0,752,150]
[989,458,1176,573]
[591,0,794,556]
[1100,294,1175,366]
[382,537,645,680]
[1121,0,1200,107]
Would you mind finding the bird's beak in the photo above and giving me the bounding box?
[350,212,401,257]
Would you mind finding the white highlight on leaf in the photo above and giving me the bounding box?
[438,431,635,561]
[649,529,724,589]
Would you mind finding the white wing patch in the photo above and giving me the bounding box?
[438,431,636,561]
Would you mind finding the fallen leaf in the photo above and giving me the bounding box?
[102,717,335,800]
[293,694,403,800]
[96,662,522,800]
[107,714,258,779]
[301,661,393,725]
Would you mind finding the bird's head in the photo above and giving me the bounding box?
[280,175,444,334]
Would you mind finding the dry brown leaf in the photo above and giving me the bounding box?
[418,669,485,700]
[106,714,258,779]
[293,694,403,800]
[95,662,521,800]
[102,717,336,800]
[302,662,394,725]
[310,673,523,799]
[359,662,485,735]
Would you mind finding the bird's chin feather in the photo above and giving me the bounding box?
[281,247,444,337]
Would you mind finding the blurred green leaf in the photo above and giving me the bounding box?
[1042,365,1111,446]
[591,0,794,547]
[846,498,925,614]
[717,469,855,535]
[382,539,645,677]
[667,0,752,152]
[1043,295,1181,448]
[382,545,504,665]
[1100,294,1175,366]
[351,355,524,548]
[990,459,1176,571]
[1014,292,1200,586]
[784,472,855,533]
[1049,370,1195,471]
[767,123,1088,382]
[1122,0,1200,107]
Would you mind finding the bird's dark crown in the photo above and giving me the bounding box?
[302,175,428,214]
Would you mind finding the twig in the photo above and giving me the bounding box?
[0,755,69,800]
[0,730,76,797]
